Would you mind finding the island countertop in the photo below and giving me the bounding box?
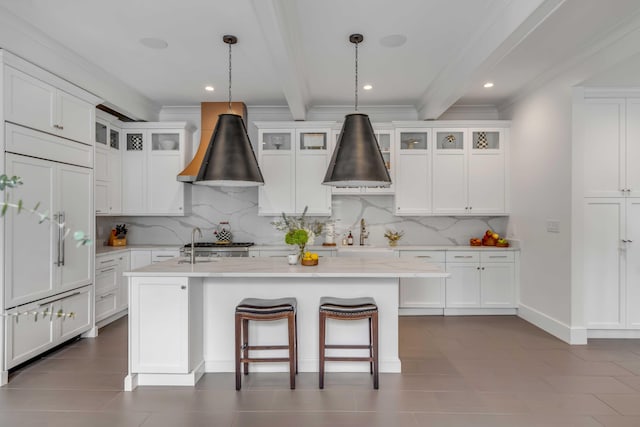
[123,256,448,278]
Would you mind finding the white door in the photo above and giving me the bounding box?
[58,164,93,292]
[4,66,56,135]
[58,287,92,341]
[583,198,625,329]
[130,250,152,270]
[625,199,640,328]
[94,147,109,181]
[399,251,445,308]
[394,129,431,215]
[108,148,122,214]
[94,181,109,215]
[148,152,183,214]
[5,301,56,368]
[258,130,295,215]
[581,99,626,197]
[117,254,130,311]
[625,100,640,197]
[445,263,481,307]
[480,263,515,307]
[432,129,467,215]
[4,154,56,307]
[295,129,331,215]
[57,90,94,143]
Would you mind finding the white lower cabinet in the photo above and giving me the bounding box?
[399,251,445,310]
[130,277,203,374]
[95,252,130,324]
[5,286,92,369]
[445,251,516,312]
[130,250,153,270]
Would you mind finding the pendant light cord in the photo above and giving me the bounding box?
[354,41,358,112]
[228,40,232,113]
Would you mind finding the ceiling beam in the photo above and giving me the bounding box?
[250,0,309,120]
[416,0,566,120]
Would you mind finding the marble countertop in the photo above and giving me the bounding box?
[252,244,519,252]
[123,256,449,278]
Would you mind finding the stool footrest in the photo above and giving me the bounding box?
[325,356,374,362]
[244,345,290,350]
[325,344,371,349]
[240,357,291,363]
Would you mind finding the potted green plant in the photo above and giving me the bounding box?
[272,206,324,263]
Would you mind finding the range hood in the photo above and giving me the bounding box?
[177,101,248,183]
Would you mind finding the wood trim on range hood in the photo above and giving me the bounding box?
[177,102,248,182]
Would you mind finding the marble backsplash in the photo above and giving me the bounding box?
[96,186,508,247]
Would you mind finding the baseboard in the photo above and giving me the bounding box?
[518,304,587,344]
[127,360,206,390]
[588,329,640,338]
[399,308,444,316]
[96,309,127,330]
[0,370,7,386]
[444,308,517,316]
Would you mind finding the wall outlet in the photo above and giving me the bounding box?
[546,219,560,233]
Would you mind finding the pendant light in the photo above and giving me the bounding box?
[194,35,264,187]
[323,34,391,188]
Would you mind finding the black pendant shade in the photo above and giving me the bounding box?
[322,113,391,187]
[194,113,264,187]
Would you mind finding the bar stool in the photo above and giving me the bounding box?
[318,296,378,389]
[235,297,298,390]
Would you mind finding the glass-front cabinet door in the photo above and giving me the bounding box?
[150,131,181,152]
[432,128,468,215]
[394,128,432,215]
[467,128,506,214]
[258,129,296,215]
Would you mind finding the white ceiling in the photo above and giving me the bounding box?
[2,0,640,120]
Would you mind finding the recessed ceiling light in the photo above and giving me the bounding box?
[139,37,168,49]
[363,84,373,90]
[483,82,494,88]
[380,34,407,48]
[205,86,214,92]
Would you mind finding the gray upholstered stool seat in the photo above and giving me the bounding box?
[318,296,379,389]
[319,296,377,314]
[235,297,298,390]
[236,297,297,315]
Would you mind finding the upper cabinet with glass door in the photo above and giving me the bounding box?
[394,128,432,215]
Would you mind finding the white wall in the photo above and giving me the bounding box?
[501,80,573,330]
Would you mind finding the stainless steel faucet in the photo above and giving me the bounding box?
[191,227,203,264]
[359,218,369,246]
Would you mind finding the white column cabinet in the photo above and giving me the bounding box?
[95,112,122,215]
[583,198,639,329]
[121,123,192,216]
[4,154,92,308]
[256,123,332,216]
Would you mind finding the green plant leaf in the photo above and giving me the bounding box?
[1,202,8,216]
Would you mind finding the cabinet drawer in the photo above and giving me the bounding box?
[95,291,118,321]
[151,250,180,263]
[399,250,446,262]
[446,251,479,263]
[96,254,118,269]
[59,287,92,341]
[95,266,118,294]
[480,251,514,263]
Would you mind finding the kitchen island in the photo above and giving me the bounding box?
[123,256,448,390]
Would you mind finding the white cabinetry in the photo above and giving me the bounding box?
[95,254,119,323]
[256,122,332,216]
[121,123,192,216]
[583,198,640,329]
[399,251,445,312]
[95,111,122,215]
[130,250,153,270]
[5,286,92,369]
[432,128,507,215]
[444,250,516,313]
[4,153,93,308]
[3,61,96,144]
[130,277,203,374]
[394,128,432,215]
[332,127,395,195]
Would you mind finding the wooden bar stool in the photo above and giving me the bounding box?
[235,297,298,390]
[318,296,378,389]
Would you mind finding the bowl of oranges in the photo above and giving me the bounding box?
[301,251,319,266]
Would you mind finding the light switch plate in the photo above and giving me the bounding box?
[547,219,560,233]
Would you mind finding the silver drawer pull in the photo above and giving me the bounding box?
[489,256,508,258]
[154,255,175,258]
[454,255,473,259]
[99,293,115,299]
[416,256,432,258]
[100,260,114,264]
[99,267,116,274]
[38,291,81,306]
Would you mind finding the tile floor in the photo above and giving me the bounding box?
[2,316,640,426]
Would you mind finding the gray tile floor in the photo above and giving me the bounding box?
[2,316,640,426]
